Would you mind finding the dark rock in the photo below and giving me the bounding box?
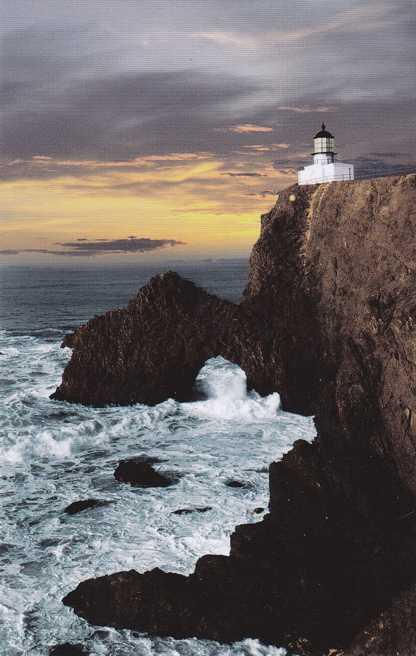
[253,507,264,514]
[51,272,275,408]
[49,644,88,656]
[114,458,175,487]
[122,454,166,465]
[225,480,251,489]
[64,499,111,515]
[62,175,416,655]
[172,507,212,515]
[345,582,416,656]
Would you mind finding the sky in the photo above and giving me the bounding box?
[1,0,415,264]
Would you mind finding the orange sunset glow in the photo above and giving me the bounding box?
[1,0,413,263]
[0,150,296,261]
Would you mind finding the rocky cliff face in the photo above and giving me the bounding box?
[60,174,416,655]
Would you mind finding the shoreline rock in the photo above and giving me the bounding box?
[61,174,416,654]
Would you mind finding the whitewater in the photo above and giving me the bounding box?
[0,263,316,656]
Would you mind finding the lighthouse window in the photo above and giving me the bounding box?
[314,137,334,153]
[315,138,326,152]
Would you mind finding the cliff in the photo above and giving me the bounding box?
[60,174,416,655]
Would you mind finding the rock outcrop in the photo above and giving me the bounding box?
[64,499,110,515]
[61,174,416,655]
[114,458,176,487]
[51,273,279,408]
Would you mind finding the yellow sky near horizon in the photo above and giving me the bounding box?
[0,150,297,262]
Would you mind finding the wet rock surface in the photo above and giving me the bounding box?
[64,499,111,515]
[114,458,175,487]
[172,507,212,515]
[225,479,251,489]
[61,175,416,654]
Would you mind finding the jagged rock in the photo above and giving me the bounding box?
[51,273,276,407]
[172,507,212,515]
[114,458,175,487]
[64,499,111,515]
[225,480,251,488]
[62,175,416,654]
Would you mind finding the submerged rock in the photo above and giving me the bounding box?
[114,458,175,487]
[64,499,111,515]
[62,175,416,654]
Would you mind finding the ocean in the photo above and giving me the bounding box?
[0,261,315,656]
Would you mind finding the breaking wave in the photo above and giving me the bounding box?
[184,356,280,421]
[0,329,315,655]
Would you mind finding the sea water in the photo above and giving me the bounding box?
[0,262,316,656]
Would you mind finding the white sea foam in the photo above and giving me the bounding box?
[184,357,281,421]
[0,331,315,656]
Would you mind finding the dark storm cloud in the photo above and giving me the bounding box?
[351,157,416,178]
[56,237,185,253]
[0,32,260,160]
[225,172,267,178]
[0,237,185,257]
[0,1,415,173]
[369,153,411,159]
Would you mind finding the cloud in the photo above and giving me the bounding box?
[242,143,290,152]
[0,2,415,262]
[351,157,416,178]
[223,171,267,178]
[369,152,411,159]
[225,124,273,134]
[277,106,337,114]
[134,153,213,163]
[0,152,217,182]
[225,172,267,178]
[246,190,278,198]
[193,31,257,49]
[0,38,261,160]
[0,237,185,258]
[1,14,415,183]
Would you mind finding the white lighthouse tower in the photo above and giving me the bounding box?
[298,123,354,186]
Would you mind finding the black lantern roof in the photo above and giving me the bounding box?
[314,122,334,139]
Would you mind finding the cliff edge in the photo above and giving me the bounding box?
[60,174,416,655]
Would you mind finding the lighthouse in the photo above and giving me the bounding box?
[298,123,354,185]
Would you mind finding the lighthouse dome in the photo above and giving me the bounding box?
[313,122,335,158]
[314,123,334,139]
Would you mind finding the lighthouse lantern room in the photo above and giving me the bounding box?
[298,123,354,185]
